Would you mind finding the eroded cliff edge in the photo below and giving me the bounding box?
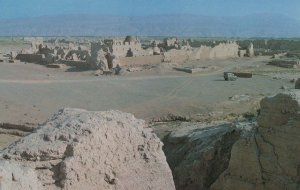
[212,90,300,190]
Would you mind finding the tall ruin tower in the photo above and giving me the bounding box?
[247,43,254,57]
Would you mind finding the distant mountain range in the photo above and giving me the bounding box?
[0,14,300,37]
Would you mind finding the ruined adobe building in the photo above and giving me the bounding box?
[163,41,240,63]
[16,36,155,69]
[269,59,300,68]
[16,37,253,70]
[110,36,147,57]
[88,36,163,69]
[248,43,254,57]
[164,37,181,49]
[16,39,92,67]
[16,42,57,64]
[88,41,114,70]
[238,42,254,58]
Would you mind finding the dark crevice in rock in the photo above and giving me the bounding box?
[51,161,65,188]
[162,123,241,190]
[254,134,265,181]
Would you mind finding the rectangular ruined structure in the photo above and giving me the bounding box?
[119,55,163,66]
[15,54,44,63]
[15,36,249,71]
[269,59,300,68]
[163,41,240,63]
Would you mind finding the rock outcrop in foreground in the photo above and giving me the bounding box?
[163,121,254,190]
[1,108,175,190]
[163,122,240,190]
[212,90,300,190]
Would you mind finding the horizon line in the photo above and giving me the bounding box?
[0,12,297,21]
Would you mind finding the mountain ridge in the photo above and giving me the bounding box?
[1,14,300,37]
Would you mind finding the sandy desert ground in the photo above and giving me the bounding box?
[0,41,299,149]
[0,56,295,126]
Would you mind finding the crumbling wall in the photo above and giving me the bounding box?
[248,43,255,57]
[58,60,90,70]
[269,59,300,68]
[65,50,89,61]
[211,42,239,59]
[163,42,239,63]
[113,41,143,57]
[193,46,213,60]
[15,54,44,63]
[163,49,191,63]
[119,55,163,66]
[110,37,151,58]
[163,38,180,50]
[238,50,247,57]
[88,42,108,70]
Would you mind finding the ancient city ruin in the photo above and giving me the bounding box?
[1,35,300,190]
[1,1,300,190]
[12,36,255,74]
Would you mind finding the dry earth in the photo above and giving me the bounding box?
[0,57,293,125]
[0,41,298,149]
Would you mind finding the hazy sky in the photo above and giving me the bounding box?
[0,0,300,19]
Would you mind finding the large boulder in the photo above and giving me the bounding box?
[1,108,175,190]
[211,90,300,190]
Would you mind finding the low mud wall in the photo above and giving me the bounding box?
[58,60,90,69]
[119,55,163,66]
[15,54,43,63]
[163,42,239,63]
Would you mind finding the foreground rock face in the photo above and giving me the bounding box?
[1,108,175,190]
[163,122,243,190]
[212,90,300,190]
[0,160,42,190]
